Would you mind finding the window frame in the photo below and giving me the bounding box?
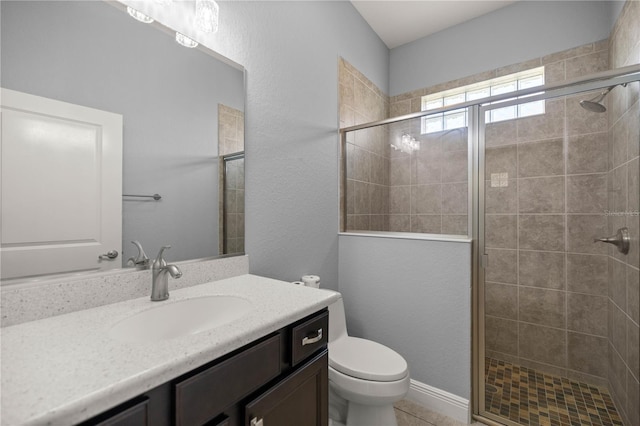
[421,67,545,134]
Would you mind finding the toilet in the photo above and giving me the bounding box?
[326,292,410,426]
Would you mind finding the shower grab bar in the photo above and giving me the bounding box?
[340,63,640,133]
[123,193,162,201]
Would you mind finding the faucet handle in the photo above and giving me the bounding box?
[154,245,172,264]
[127,240,150,269]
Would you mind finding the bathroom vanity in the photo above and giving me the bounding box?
[0,275,338,426]
[83,309,328,425]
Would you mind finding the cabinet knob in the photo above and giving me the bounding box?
[250,417,264,426]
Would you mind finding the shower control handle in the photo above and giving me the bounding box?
[594,227,630,254]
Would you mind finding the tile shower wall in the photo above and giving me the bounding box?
[607,2,640,425]
[218,104,245,254]
[339,58,390,232]
[387,41,607,237]
[222,157,245,254]
[480,40,613,388]
[388,124,469,235]
[389,38,620,389]
[218,104,245,156]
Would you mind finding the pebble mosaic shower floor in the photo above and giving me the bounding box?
[485,358,623,426]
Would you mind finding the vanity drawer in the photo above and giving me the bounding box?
[175,334,282,426]
[291,311,328,366]
[81,397,149,426]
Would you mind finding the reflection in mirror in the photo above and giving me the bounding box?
[218,104,245,255]
[0,0,245,282]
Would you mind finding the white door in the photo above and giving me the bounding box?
[1,88,122,280]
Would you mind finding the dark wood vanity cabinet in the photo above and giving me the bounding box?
[81,310,328,426]
[244,352,328,426]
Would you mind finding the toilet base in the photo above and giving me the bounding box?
[330,385,398,426]
[346,402,398,426]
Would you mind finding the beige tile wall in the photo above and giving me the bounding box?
[607,2,640,424]
[222,157,245,254]
[481,40,613,387]
[218,104,245,156]
[386,41,610,238]
[339,58,390,231]
[387,38,619,389]
[218,104,245,254]
[388,123,469,235]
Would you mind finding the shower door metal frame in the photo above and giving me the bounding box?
[220,151,245,255]
[472,67,640,426]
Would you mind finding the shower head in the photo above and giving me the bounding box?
[579,98,608,113]
[579,84,626,113]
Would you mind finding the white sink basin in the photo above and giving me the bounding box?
[109,296,253,343]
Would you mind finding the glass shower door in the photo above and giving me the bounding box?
[220,152,245,255]
[478,77,639,425]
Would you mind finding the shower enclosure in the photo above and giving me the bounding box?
[340,64,640,426]
[476,68,639,426]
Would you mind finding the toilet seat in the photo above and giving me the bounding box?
[329,336,408,382]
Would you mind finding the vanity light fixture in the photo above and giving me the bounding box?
[195,0,219,33]
[391,134,420,154]
[126,6,154,24]
[175,32,199,48]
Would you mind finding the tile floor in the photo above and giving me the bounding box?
[484,357,623,426]
[395,399,488,426]
[393,356,624,426]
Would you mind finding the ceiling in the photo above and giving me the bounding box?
[351,0,518,49]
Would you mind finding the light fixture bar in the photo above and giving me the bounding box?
[126,6,154,24]
[175,32,199,48]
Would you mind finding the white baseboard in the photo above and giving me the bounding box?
[405,379,470,424]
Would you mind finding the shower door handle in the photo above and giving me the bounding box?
[594,227,630,254]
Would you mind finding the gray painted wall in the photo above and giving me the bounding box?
[339,235,472,398]
[390,0,618,96]
[124,1,621,401]
[1,1,244,264]
[149,0,389,288]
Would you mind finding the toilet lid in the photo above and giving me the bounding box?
[328,336,408,382]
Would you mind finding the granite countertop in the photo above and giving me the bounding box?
[0,274,339,426]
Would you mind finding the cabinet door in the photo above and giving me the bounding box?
[245,351,328,426]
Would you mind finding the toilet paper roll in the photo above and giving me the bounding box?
[291,281,305,286]
[301,275,320,288]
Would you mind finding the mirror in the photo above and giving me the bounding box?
[1,0,245,281]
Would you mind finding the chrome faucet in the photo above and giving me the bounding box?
[127,240,150,270]
[151,246,182,301]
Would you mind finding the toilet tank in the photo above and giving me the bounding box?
[327,294,348,343]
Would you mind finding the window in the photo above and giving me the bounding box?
[421,67,545,134]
